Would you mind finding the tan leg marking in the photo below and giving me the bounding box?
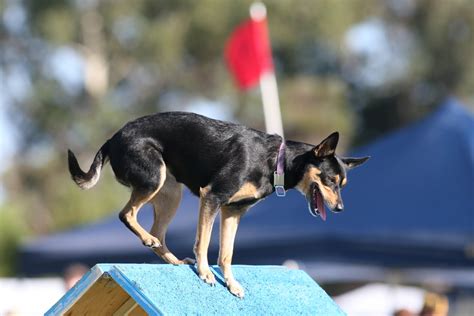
[150,172,194,265]
[227,182,259,204]
[119,165,166,248]
[219,206,247,298]
[194,186,219,285]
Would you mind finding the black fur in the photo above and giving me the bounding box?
[68,112,368,211]
[68,142,109,189]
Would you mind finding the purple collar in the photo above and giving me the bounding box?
[274,141,286,197]
[276,141,286,175]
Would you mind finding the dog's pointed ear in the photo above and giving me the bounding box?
[314,132,339,157]
[341,156,370,169]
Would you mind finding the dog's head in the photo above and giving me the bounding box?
[296,132,369,221]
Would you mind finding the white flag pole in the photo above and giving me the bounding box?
[250,2,284,138]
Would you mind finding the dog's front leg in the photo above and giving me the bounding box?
[194,187,219,285]
[219,206,246,298]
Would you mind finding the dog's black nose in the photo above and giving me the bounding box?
[334,203,344,212]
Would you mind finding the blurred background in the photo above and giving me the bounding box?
[0,0,473,315]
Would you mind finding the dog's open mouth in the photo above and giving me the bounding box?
[308,183,327,221]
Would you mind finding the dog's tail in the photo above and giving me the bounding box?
[68,140,110,190]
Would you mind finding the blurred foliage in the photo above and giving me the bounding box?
[0,0,473,275]
[0,205,26,275]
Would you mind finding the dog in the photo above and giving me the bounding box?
[68,112,368,298]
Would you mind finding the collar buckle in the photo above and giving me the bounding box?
[274,172,286,197]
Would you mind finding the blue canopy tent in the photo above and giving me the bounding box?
[20,98,474,277]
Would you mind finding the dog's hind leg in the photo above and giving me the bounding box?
[219,205,247,298]
[150,172,194,265]
[119,164,166,249]
[194,186,219,286]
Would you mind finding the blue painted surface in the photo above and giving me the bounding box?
[46,264,345,316]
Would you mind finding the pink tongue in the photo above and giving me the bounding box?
[316,189,326,221]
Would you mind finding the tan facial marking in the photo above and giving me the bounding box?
[334,175,341,184]
[228,182,259,203]
[314,177,338,207]
[296,167,321,193]
[341,177,347,187]
[296,166,339,208]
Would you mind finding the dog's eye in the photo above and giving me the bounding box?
[326,178,338,187]
[332,175,341,186]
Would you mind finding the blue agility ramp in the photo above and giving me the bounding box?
[46,264,345,315]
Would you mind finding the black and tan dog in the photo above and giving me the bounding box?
[68,112,368,298]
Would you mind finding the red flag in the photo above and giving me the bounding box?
[225,17,274,90]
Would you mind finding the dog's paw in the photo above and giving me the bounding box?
[181,257,196,265]
[198,269,216,286]
[142,237,161,248]
[170,257,196,265]
[227,280,245,299]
